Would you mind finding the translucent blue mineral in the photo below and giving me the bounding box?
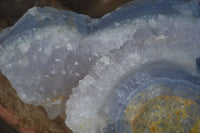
[0,0,200,133]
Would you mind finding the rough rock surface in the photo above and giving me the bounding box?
[0,71,72,133]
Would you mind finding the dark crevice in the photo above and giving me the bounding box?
[0,118,19,133]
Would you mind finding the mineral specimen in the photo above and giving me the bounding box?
[0,5,130,119]
[0,0,200,133]
[65,0,200,133]
[0,6,92,119]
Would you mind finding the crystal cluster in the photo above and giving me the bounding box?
[0,0,200,133]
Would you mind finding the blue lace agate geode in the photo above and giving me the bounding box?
[0,0,200,133]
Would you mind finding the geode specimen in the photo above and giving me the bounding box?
[0,5,128,119]
[65,0,200,133]
[0,0,200,133]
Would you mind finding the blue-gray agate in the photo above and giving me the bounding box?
[0,0,200,133]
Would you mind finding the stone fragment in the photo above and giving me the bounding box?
[0,0,200,133]
[65,0,200,133]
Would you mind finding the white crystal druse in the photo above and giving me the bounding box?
[0,0,200,133]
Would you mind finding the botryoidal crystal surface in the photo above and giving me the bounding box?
[0,0,200,133]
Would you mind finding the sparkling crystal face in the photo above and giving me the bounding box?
[0,0,200,133]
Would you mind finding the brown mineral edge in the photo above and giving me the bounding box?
[0,71,72,133]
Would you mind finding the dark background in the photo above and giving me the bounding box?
[0,0,132,31]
